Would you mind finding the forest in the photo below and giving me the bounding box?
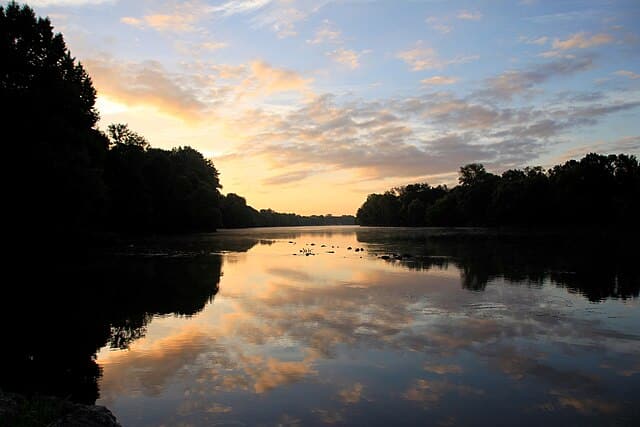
[1,3,353,237]
[356,155,640,227]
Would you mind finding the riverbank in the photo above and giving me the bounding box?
[0,390,120,427]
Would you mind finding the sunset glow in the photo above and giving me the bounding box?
[30,0,640,214]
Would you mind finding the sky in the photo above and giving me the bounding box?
[23,0,640,215]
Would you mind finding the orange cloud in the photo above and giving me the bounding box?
[238,60,313,99]
[84,57,207,122]
[398,41,478,71]
[421,76,457,85]
[552,32,614,50]
[339,383,364,404]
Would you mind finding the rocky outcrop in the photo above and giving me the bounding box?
[0,390,121,427]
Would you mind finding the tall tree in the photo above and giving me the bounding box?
[1,2,108,236]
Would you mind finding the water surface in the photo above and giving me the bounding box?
[4,226,639,426]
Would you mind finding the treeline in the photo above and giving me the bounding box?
[357,154,640,227]
[221,193,354,228]
[104,125,223,232]
[2,3,349,237]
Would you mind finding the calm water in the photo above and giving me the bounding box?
[4,227,640,426]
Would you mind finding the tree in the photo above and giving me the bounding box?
[357,154,638,228]
[104,127,224,232]
[107,123,149,149]
[458,163,489,186]
[1,2,108,236]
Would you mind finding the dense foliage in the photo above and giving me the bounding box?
[356,154,640,227]
[2,2,108,234]
[105,124,223,232]
[1,3,224,235]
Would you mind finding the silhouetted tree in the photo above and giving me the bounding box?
[357,154,640,227]
[107,123,149,149]
[2,2,108,237]
[104,124,223,232]
[356,192,401,226]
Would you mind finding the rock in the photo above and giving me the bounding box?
[0,391,121,427]
[0,390,23,420]
[49,405,121,427]
[380,255,391,260]
[347,247,352,250]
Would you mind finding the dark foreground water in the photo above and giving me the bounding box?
[3,227,640,426]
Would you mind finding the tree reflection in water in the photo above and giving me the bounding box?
[356,229,639,301]
[0,242,238,404]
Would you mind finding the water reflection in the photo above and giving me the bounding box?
[0,248,228,404]
[2,227,639,426]
[355,228,640,301]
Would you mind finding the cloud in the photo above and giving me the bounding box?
[307,20,342,44]
[120,13,198,32]
[553,136,640,163]
[25,0,113,5]
[99,328,212,400]
[527,10,600,24]
[252,6,306,38]
[230,95,542,179]
[249,357,316,393]
[338,383,364,404]
[480,55,594,100]
[425,16,452,34]
[397,41,478,71]
[424,363,463,375]
[210,0,274,16]
[552,32,614,50]
[206,403,233,414]
[403,379,484,406]
[120,16,141,26]
[200,41,229,51]
[551,391,621,415]
[246,1,339,38]
[227,72,640,182]
[239,60,313,98]
[457,10,482,21]
[84,56,207,122]
[326,48,368,69]
[421,76,457,85]
[312,409,344,424]
[520,36,548,45]
[614,70,640,79]
[85,54,313,122]
[263,170,314,186]
[610,135,640,152]
[212,64,247,79]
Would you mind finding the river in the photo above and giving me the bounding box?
[4,226,639,426]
